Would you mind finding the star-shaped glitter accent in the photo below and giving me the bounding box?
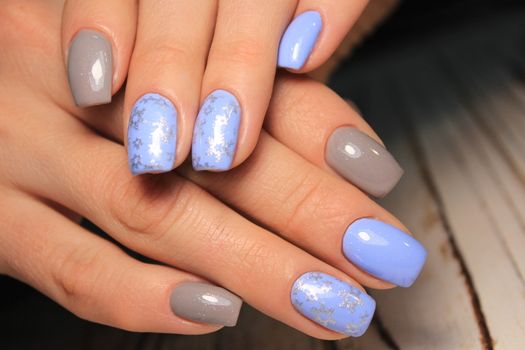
[130,108,145,130]
[131,154,142,168]
[132,138,143,150]
[207,94,219,104]
[204,104,213,115]
[309,273,324,282]
[312,304,336,327]
[337,288,362,312]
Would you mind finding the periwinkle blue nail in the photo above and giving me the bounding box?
[343,219,427,287]
[278,11,322,69]
[127,93,177,175]
[192,90,240,171]
[291,272,375,337]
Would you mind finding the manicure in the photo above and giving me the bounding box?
[278,11,322,70]
[192,90,241,171]
[343,218,427,287]
[325,127,404,198]
[291,272,375,337]
[67,30,112,107]
[170,282,242,327]
[127,93,177,175]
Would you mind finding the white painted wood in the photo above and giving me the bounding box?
[348,79,483,350]
[392,53,525,349]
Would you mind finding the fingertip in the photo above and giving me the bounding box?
[62,0,138,108]
[277,10,323,71]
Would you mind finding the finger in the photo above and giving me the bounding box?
[0,190,228,333]
[62,0,138,107]
[191,0,297,171]
[9,108,375,338]
[277,0,369,72]
[266,75,403,198]
[182,131,427,289]
[123,0,217,175]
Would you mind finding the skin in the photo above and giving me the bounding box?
[0,0,411,339]
[61,0,370,170]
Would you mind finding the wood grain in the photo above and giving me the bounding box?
[331,9,525,349]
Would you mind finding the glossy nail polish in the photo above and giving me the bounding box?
[67,30,112,107]
[127,93,177,175]
[326,127,403,198]
[291,272,375,337]
[278,11,322,70]
[343,218,427,287]
[170,282,243,327]
[192,90,241,171]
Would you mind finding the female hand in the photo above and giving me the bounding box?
[62,0,369,174]
[0,0,426,338]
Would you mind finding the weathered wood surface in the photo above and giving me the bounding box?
[2,5,525,350]
[331,8,525,349]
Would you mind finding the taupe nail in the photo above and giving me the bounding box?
[326,127,403,197]
[170,282,242,327]
[67,30,112,107]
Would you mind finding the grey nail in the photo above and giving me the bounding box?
[326,127,403,197]
[170,282,242,327]
[67,30,112,107]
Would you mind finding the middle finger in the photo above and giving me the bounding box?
[123,0,217,174]
[6,102,376,338]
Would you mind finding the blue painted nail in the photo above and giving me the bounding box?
[127,93,177,175]
[291,272,375,337]
[192,90,240,171]
[343,219,427,287]
[278,11,322,70]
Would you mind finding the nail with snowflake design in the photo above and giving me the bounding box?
[127,93,177,175]
[192,90,241,171]
[291,272,375,337]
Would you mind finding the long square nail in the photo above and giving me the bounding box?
[278,11,322,70]
[192,90,241,171]
[67,30,112,107]
[326,127,404,198]
[127,93,177,175]
[343,218,427,287]
[291,272,375,337]
[170,282,242,327]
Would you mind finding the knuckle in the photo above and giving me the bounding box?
[49,244,103,306]
[211,38,269,66]
[48,244,135,330]
[0,2,53,49]
[236,240,278,277]
[105,169,196,242]
[283,174,344,237]
[134,40,197,69]
[198,219,279,281]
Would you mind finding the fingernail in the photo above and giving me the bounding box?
[325,127,404,198]
[170,282,243,327]
[127,93,177,175]
[192,90,240,171]
[67,30,112,107]
[291,272,375,337]
[343,219,427,287]
[278,11,322,70]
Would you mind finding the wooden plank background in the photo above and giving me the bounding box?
[330,8,525,349]
[2,3,525,350]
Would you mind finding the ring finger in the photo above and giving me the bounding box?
[267,75,404,198]
[192,0,297,171]
[7,105,376,338]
